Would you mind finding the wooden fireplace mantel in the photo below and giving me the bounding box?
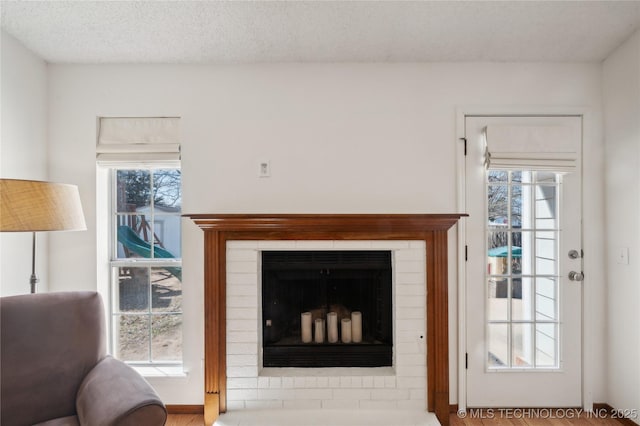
[186,214,466,426]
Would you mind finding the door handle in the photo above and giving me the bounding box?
[568,271,584,281]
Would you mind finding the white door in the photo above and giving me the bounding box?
[465,116,583,407]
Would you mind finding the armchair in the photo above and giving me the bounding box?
[1,291,167,426]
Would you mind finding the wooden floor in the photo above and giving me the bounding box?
[166,414,204,426]
[166,411,629,426]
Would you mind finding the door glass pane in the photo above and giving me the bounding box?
[488,323,509,368]
[512,277,533,321]
[535,185,557,229]
[513,231,527,275]
[512,323,533,367]
[488,185,508,225]
[486,170,561,369]
[488,170,508,182]
[511,184,523,227]
[487,231,510,275]
[488,278,509,321]
[536,323,557,367]
[536,277,557,321]
[536,231,558,275]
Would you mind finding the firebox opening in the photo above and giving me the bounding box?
[261,251,393,368]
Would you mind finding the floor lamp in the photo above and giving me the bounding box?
[0,179,86,293]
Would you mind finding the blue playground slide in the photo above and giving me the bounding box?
[117,225,182,281]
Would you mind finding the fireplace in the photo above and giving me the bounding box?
[187,214,466,426]
[261,251,393,368]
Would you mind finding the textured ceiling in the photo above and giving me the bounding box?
[1,1,639,64]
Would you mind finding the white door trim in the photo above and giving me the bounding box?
[455,106,594,413]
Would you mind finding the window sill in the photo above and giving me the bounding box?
[129,364,188,378]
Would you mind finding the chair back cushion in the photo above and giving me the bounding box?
[1,292,106,425]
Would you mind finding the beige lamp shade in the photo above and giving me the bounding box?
[0,179,86,232]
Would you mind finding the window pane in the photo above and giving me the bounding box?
[152,267,182,312]
[117,170,151,212]
[512,277,533,321]
[536,277,557,320]
[517,231,532,275]
[488,278,509,321]
[152,216,182,258]
[536,172,557,184]
[535,231,557,275]
[510,185,522,227]
[535,185,557,229]
[488,323,509,368]
[116,315,150,362]
[116,215,153,259]
[488,170,508,182]
[536,323,557,367]
[512,323,533,367]
[151,314,182,361]
[153,169,182,210]
[488,185,508,226]
[116,267,149,312]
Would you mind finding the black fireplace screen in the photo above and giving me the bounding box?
[262,251,392,367]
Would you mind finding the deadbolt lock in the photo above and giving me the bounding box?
[568,249,582,259]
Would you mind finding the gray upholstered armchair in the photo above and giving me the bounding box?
[1,291,167,426]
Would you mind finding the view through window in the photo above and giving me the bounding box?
[486,170,560,369]
[111,169,182,363]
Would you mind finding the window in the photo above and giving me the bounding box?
[110,168,182,364]
[486,170,560,369]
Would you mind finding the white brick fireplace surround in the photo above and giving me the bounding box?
[225,240,428,411]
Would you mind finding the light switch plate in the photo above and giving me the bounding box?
[259,160,271,177]
[617,247,629,265]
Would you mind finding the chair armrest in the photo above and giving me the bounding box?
[76,356,167,426]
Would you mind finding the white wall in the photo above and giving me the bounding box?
[0,31,49,296]
[603,29,640,419]
[46,63,605,405]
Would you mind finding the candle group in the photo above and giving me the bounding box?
[301,310,362,344]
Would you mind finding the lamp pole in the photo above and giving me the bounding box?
[30,232,39,294]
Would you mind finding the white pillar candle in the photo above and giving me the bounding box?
[301,312,312,343]
[314,318,325,343]
[327,312,339,343]
[341,318,352,343]
[351,311,362,343]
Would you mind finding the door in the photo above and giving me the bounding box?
[465,116,583,407]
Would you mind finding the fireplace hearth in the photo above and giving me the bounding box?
[262,251,392,367]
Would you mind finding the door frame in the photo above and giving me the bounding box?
[455,106,594,413]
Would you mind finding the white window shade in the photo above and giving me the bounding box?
[97,117,180,166]
[484,125,579,172]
